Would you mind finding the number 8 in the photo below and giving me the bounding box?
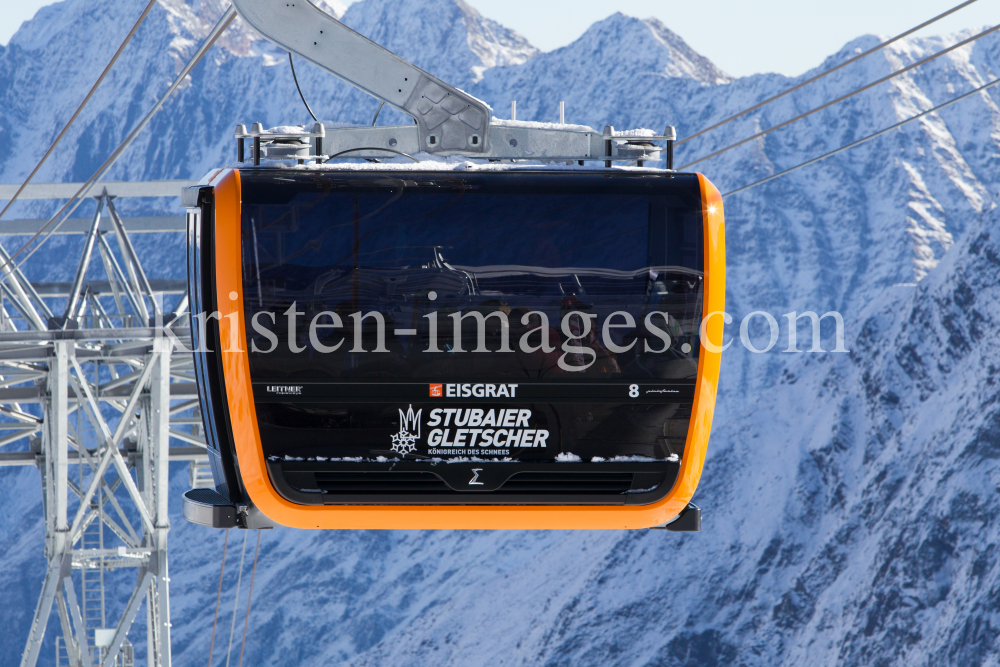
[628,384,639,398]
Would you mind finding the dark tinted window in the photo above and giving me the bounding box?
[241,173,703,380]
[238,171,704,461]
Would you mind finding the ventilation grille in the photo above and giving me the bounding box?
[310,471,636,495]
[495,472,634,494]
[314,472,450,494]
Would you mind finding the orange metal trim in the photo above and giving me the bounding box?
[214,169,725,529]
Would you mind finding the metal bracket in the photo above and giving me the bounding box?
[231,0,491,155]
[233,121,679,167]
[227,1,684,166]
[650,503,701,532]
[237,122,327,165]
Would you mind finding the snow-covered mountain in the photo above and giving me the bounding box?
[1,0,999,664]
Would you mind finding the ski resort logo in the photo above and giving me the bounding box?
[425,408,550,454]
[391,405,422,455]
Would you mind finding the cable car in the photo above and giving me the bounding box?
[179,0,724,530]
[182,165,725,529]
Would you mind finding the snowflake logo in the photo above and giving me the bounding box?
[390,406,422,455]
[391,430,418,455]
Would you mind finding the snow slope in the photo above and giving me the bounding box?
[1,0,999,664]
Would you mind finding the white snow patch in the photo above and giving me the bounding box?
[235,159,667,174]
[441,457,516,463]
[491,118,595,132]
[613,128,659,137]
[266,125,311,134]
[609,455,677,462]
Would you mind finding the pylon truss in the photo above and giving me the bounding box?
[0,184,203,667]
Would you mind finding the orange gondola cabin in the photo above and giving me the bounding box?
[182,166,725,530]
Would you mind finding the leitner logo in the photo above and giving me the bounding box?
[266,385,303,395]
[429,384,443,397]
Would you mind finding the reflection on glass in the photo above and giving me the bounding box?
[240,172,705,461]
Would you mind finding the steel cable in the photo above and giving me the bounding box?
[224,530,249,667]
[678,0,983,146]
[0,0,160,223]
[0,6,237,283]
[237,531,263,667]
[288,52,318,121]
[371,100,385,126]
[721,76,1000,198]
[207,529,230,667]
[325,146,419,162]
[680,22,1000,170]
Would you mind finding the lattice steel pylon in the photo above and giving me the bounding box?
[0,182,204,667]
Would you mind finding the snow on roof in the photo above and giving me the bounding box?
[490,118,596,132]
[266,125,313,134]
[613,128,660,137]
[220,154,667,174]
